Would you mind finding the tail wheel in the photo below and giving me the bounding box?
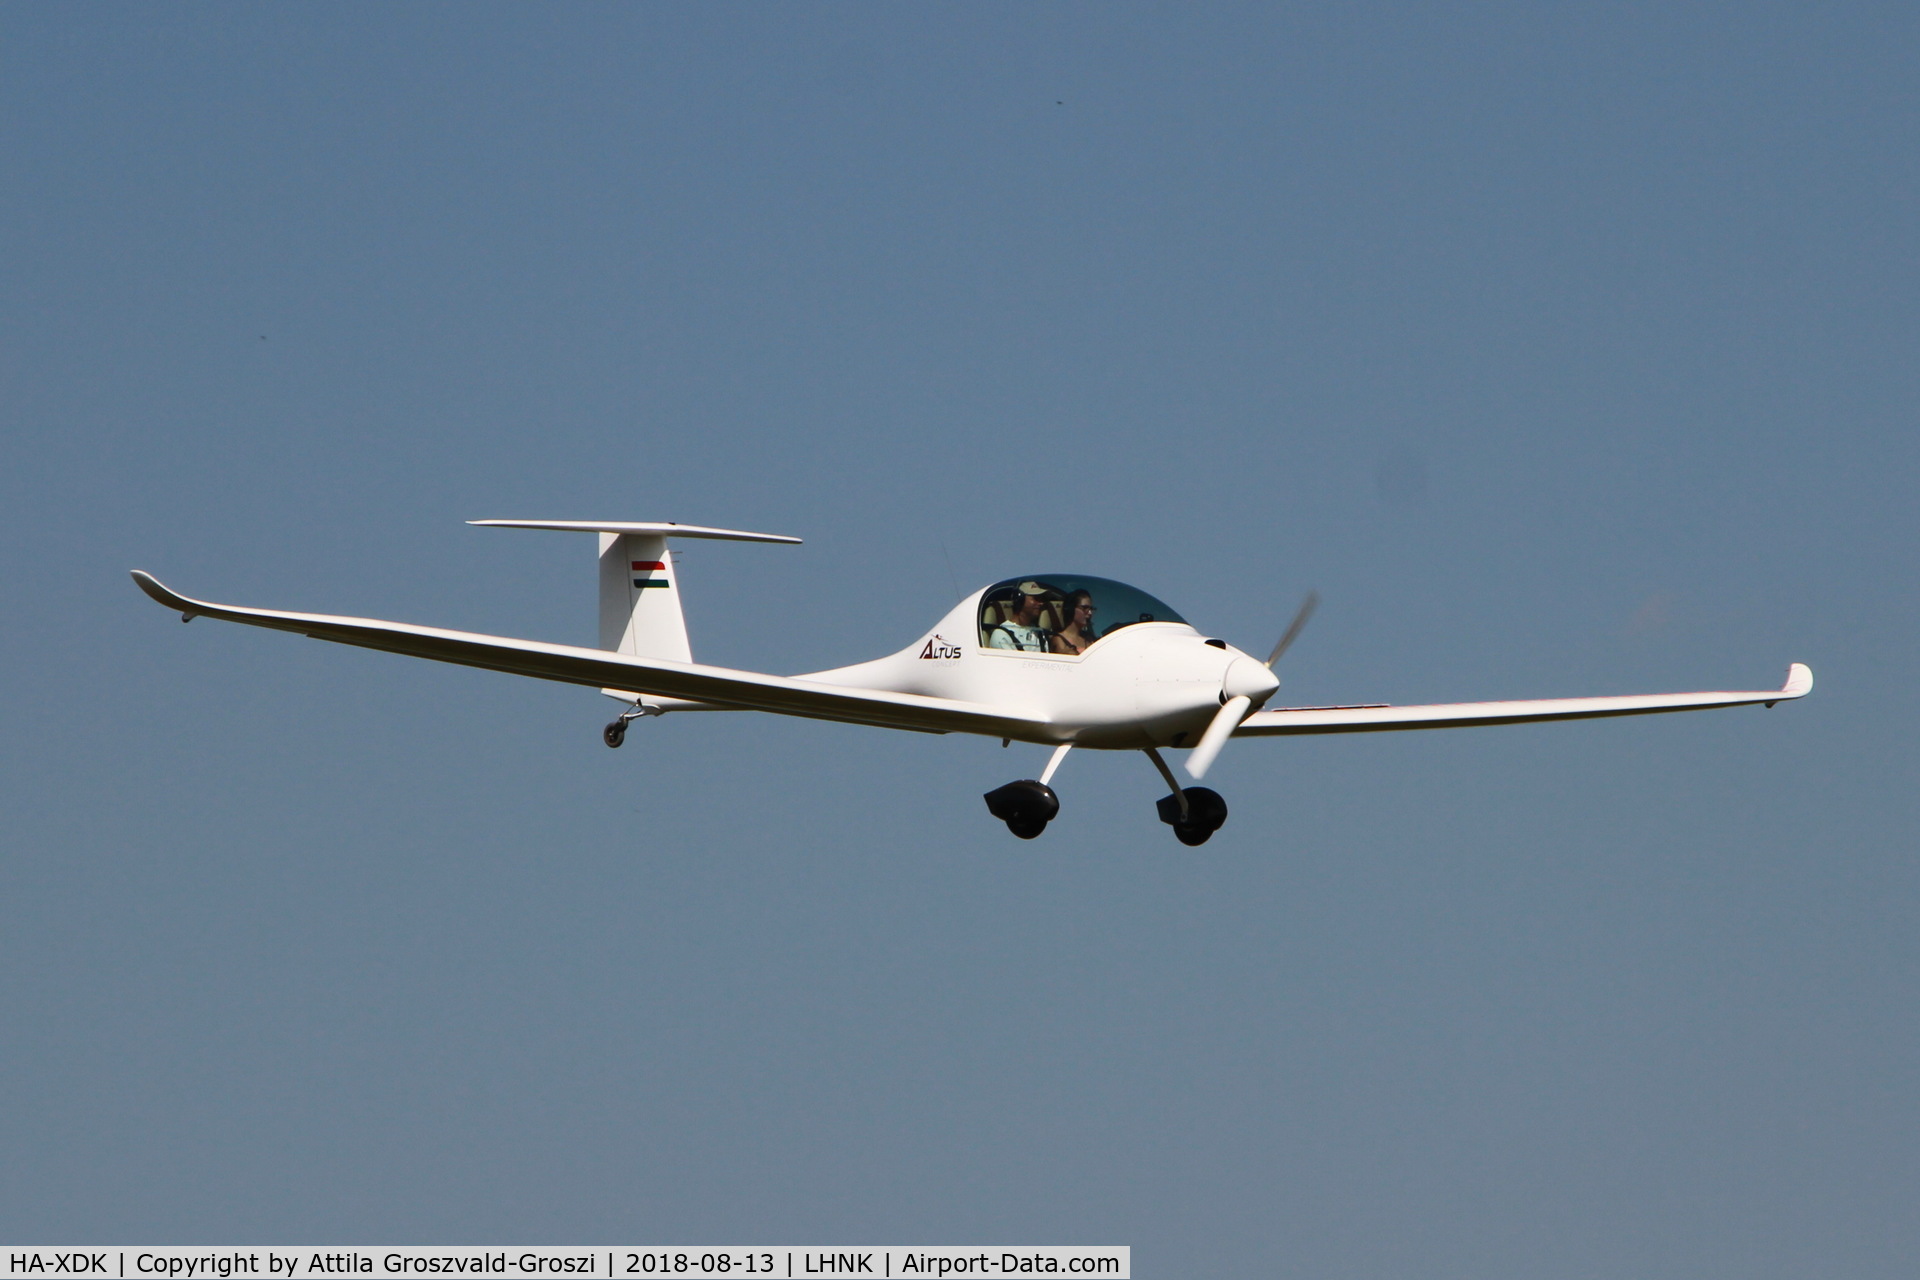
[603,721,626,748]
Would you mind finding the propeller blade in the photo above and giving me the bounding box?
[1264,590,1320,668]
[1185,694,1252,780]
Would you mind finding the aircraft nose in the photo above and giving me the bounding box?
[1222,655,1281,705]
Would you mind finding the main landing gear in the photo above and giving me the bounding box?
[983,742,1071,838]
[1144,746,1228,845]
[983,745,1232,846]
[983,779,1060,839]
[1157,785,1228,846]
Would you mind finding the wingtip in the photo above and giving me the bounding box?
[130,570,195,614]
[1782,662,1814,698]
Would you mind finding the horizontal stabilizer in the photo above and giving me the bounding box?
[469,520,801,544]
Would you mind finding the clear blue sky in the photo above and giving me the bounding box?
[4,3,1915,1273]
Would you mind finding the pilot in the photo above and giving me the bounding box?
[988,582,1055,652]
[1049,589,1097,654]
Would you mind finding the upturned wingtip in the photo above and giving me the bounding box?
[130,570,193,613]
[1782,663,1814,698]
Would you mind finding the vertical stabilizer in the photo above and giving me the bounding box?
[599,532,692,662]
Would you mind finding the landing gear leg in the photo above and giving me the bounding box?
[1143,747,1228,845]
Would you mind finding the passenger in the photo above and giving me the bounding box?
[1049,590,1098,654]
[988,582,1055,652]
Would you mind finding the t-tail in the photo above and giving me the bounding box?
[467,520,801,664]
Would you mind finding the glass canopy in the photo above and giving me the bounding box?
[978,575,1188,655]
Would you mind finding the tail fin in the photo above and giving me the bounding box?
[599,530,689,660]
[468,520,801,662]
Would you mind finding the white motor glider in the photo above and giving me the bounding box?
[133,520,1813,845]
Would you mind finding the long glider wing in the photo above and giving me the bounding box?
[131,572,1050,740]
[1235,664,1812,737]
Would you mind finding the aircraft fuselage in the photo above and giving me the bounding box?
[804,588,1279,749]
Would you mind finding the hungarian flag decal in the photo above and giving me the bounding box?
[631,560,670,589]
